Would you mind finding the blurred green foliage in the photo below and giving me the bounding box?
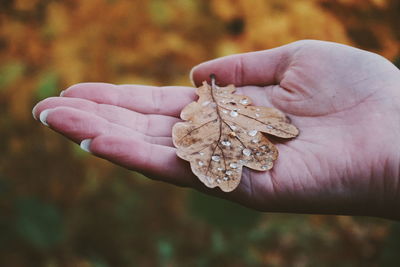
[0,0,399,266]
[189,191,261,230]
[380,223,400,266]
[0,61,25,90]
[36,71,59,99]
[15,197,64,250]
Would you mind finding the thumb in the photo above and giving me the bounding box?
[190,43,294,87]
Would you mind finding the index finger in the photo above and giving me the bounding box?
[62,83,197,117]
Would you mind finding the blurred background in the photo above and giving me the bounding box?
[1,0,400,266]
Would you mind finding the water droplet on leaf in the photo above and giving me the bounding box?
[248,130,257,137]
[242,148,252,157]
[230,162,238,169]
[221,140,231,146]
[211,155,220,162]
[230,110,238,117]
[240,98,249,105]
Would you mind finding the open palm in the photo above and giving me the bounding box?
[33,40,400,219]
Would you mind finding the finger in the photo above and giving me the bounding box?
[84,134,269,206]
[61,83,197,117]
[190,42,295,87]
[42,107,173,146]
[88,135,198,187]
[33,97,180,137]
[88,135,253,197]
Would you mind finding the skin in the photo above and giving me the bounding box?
[32,40,400,220]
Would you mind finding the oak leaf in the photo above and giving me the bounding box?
[172,75,299,192]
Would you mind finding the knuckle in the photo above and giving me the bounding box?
[151,88,164,113]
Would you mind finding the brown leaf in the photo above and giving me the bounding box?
[172,75,299,192]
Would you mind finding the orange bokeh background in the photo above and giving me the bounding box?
[1,0,399,266]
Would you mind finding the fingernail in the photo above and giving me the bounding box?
[189,66,198,87]
[32,105,38,120]
[39,109,51,126]
[60,90,66,96]
[80,139,92,153]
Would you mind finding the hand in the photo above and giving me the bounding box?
[32,40,400,220]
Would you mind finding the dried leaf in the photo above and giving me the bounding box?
[172,75,299,192]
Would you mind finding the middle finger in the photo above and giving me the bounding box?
[33,96,180,137]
